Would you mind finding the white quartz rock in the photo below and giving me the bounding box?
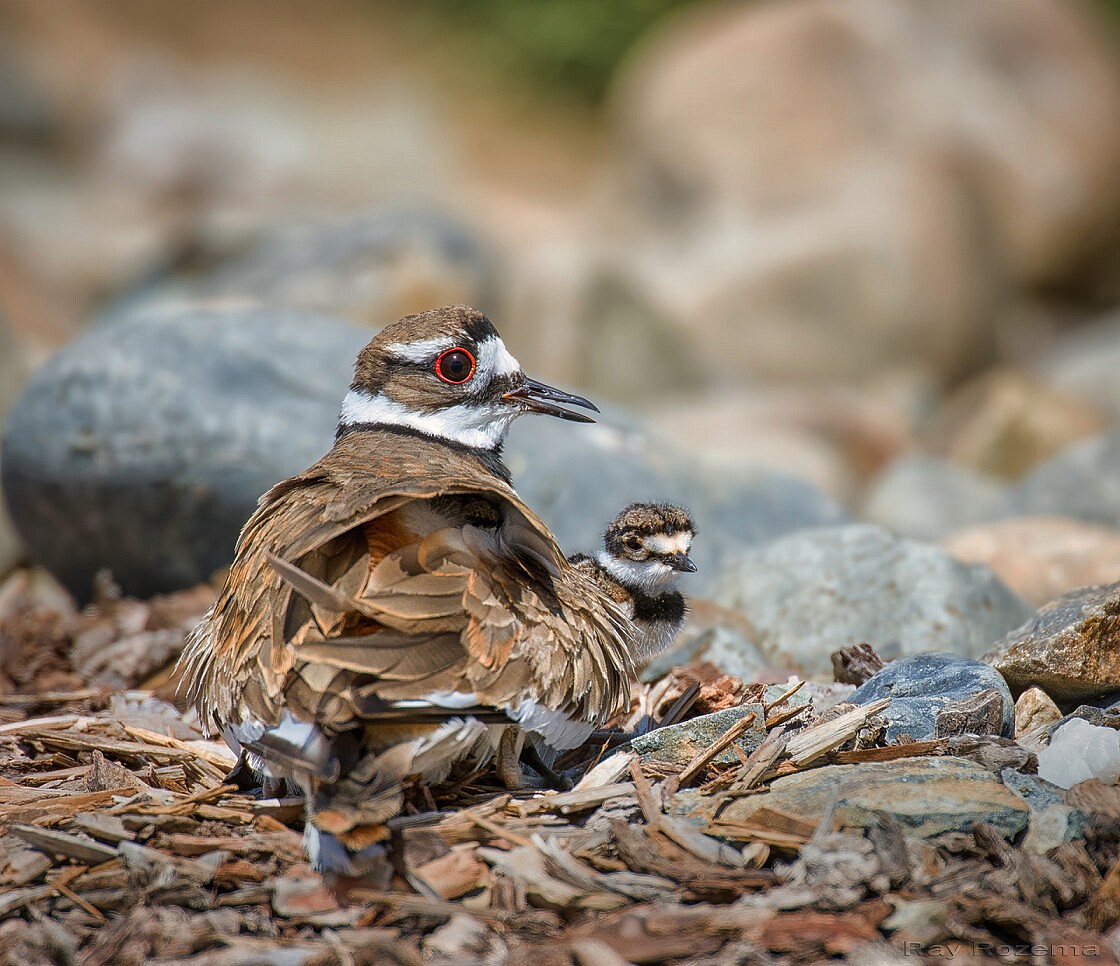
[1037,718,1120,789]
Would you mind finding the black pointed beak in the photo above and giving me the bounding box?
[502,377,600,423]
[666,553,698,573]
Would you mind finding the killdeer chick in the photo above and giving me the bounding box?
[178,305,635,889]
[570,502,697,664]
[499,502,697,787]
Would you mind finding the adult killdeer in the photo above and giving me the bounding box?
[570,502,697,664]
[179,305,635,885]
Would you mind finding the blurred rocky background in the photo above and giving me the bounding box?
[3,0,1120,684]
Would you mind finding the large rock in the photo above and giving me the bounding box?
[861,454,1004,543]
[943,515,1120,606]
[712,524,1032,675]
[695,757,1030,840]
[924,369,1105,480]
[2,306,369,600]
[631,704,766,768]
[998,431,1120,529]
[0,312,44,575]
[588,0,1120,387]
[985,581,1120,702]
[1036,309,1120,424]
[851,652,1013,743]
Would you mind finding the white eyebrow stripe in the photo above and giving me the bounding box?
[475,336,520,379]
[644,533,693,554]
[386,337,457,363]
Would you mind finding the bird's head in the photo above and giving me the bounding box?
[337,305,598,450]
[598,502,697,594]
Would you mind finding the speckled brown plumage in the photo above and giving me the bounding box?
[182,428,635,738]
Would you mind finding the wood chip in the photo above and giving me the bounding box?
[517,783,636,817]
[9,824,119,864]
[783,698,892,766]
[678,712,757,786]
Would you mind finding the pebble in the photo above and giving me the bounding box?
[985,580,1120,703]
[712,524,1032,675]
[1036,718,1120,789]
[1022,804,1088,854]
[703,757,1030,840]
[851,652,1014,743]
[1013,686,1062,738]
[943,515,1120,606]
[629,704,765,768]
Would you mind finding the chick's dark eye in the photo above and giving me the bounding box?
[625,536,642,551]
[435,347,476,384]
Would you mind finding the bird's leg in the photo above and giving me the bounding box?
[495,725,527,789]
[223,750,287,798]
[223,751,258,791]
[521,742,572,791]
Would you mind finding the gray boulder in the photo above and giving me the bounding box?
[999,431,1120,529]
[712,524,1032,675]
[861,454,1005,542]
[2,306,368,600]
[97,204,499,332]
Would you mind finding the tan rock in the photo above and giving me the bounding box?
[926,369,1105,480]
[596,0,1120,383]
[985,581,1120,701]
[943,515,1120,606]
[1013,686,1062,738]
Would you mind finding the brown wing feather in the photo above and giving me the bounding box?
[179,429,635,743]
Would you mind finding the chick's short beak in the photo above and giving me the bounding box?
[502,376,600,423]
[666,553,698,573]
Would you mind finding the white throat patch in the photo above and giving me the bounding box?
[339,388,518,449]
[596,551,678,594]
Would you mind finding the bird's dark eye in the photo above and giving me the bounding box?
[625,536,642,551]
[435,347,476,384]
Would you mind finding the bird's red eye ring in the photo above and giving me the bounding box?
[434,347,476,384]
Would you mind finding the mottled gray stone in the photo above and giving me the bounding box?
[712,524,1032,675]
[1038,310,1120,423]
[999,769,1065,812]
[685,756,1030,840]
[852,652,1014,743]
[630,704,765,767]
